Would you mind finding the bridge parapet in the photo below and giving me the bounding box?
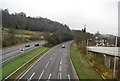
[87,47,120,57]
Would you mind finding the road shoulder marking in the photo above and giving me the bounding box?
[17,46,57,80]
[4,49,47,80]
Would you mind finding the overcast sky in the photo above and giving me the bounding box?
[0,0,119,35]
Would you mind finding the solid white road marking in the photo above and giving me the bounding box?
[45,62,49,68]
[39,70,44,79]
[59,73,61,79]
[57,73,59,79]
[68,74,71,81]
[50,57,53,60]
[17,44,59,80]
[5,49,47,81]
[70,58,79,79]
[28,72,35,80]
[48,74,52,80]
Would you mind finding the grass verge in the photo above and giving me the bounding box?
[1,46,50,80]
[69,43,103,80]
[15,34,31,38]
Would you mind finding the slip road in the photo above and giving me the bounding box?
[18,41,78,80]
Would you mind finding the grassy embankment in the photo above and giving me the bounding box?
[1,46,50,80]
[2,28,44,48]
[69,43,103,80]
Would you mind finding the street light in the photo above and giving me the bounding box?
[87,39,92,54]
[113,35,118,78]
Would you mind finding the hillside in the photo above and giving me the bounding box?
[2,9,73,47]
[2,9,70,33]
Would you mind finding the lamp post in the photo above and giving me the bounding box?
[87,39,89,54]
[113,35,118,78]
[86,39,92,54]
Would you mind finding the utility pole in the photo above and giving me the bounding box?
[86,39,92,54]
[87,39,89,54]
[113,35,117,78]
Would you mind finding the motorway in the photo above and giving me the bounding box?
[1,41,45,65]
[18,41,78,80]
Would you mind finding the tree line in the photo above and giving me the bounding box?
[2,9,73,47]
[2,9,70,32]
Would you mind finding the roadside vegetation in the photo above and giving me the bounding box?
[2,9,73,48]
[2,28,44,48]
[44,31,73,47]
[73,29,119,79]
[70,43,103,80]
[84,53,112,79]
[1,46,50,80]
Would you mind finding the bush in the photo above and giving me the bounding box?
[85,54,94,62]
[78,45,86,54]
[43,43,53,47]
[2,38,13,47]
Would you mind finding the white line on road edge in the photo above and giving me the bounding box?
[2,48,47,80]
[67,74,71,81]
[17,46,57,80]
[28,72,35,81]
[3,48,47,81]
[45,62,49,68]
[50,57,53,60]
[70,58,79,79]
[38,70,44,80]
[48,74,52,80]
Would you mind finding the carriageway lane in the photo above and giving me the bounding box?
[19,41,78,80]
[1,41,45,65]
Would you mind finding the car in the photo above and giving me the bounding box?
[20,48,24,52]
[25,44,30,47]
[35,43,39,46]
[62,45,65,48]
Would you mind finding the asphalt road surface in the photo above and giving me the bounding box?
[18,41,78,81]
[1,41,45,65]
